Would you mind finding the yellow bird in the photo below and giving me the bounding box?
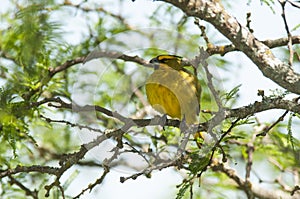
[145,55,203,145]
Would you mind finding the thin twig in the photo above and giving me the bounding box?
[246,12,254,33]
[194,18,211,46]
[198,118,240,178]
[40,114,103,133]
[44,128,123,197]
[74,167,109,199]
[279,0,294,65]
[61,0,131,29]
[256,110,289,137]
[73,147,120,198]
[245,134,256,183]
[8,175,38,199]
[200,51,223,109]
[120,155,183,183]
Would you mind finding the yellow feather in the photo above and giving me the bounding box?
[145,55,205,147]
[145,55,201,125]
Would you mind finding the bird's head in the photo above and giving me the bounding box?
[149,55,183,70]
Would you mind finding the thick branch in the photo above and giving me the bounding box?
[34,96,300,141]
[0,165,57,178]
[226,98,300,119]
[49,56,86,77]
[208,35,300,55]
[33,97,182,128]
[162,0,300,94]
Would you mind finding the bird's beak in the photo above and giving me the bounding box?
[149,57,158,63]
[149,57,160,69]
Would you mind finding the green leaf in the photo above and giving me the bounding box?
[176,181,190,199]
[221,84,241,106]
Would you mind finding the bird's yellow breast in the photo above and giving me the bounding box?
[145,65,200,124]
[146,82,182,119]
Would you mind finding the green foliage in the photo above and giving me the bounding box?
[0,0,299,199]
[287,113,296,150]
[188,152,210,173]
[1,3,62,68]
[292,23,300,31]
[0,1,66,156]
[221,84,241,106]
[262,130,300,168]
[0,87,34,154]
[176,180,191,199]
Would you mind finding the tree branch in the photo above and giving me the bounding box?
[34,96,300,136]
[83,50,150,66]
[207,35,300,56]
[225,97,300,119]
[211,160,300,199]
[49,56,86,77]
[161,0,300,94]
[32,97,183,128]
[0,165,58,178]
[279,0,294,65]
[8,175,38,199]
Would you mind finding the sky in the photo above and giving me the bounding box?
[1,0,300,198]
